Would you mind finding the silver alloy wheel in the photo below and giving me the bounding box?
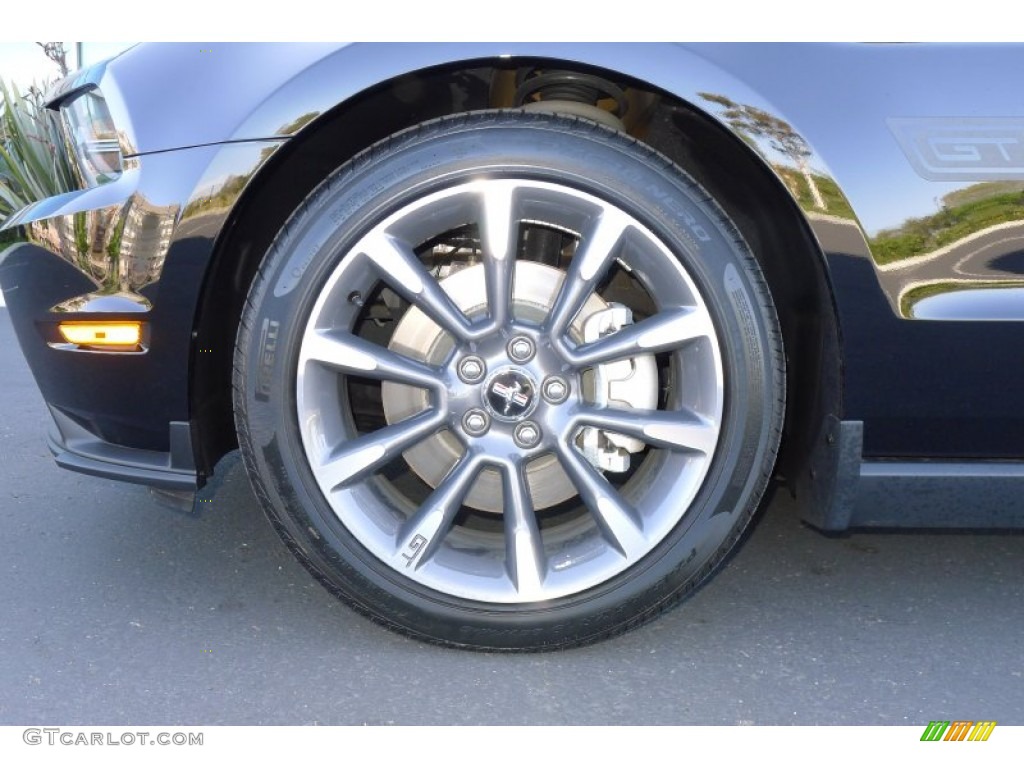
[295,178,723,604]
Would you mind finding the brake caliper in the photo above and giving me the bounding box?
[579,304,658,473]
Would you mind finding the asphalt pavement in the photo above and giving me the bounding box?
[0,307,1022,726]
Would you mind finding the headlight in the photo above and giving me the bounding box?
[59,88,123,188]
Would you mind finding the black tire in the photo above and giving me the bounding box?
[233,111,784,650]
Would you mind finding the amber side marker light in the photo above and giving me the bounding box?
[58,322,142,349]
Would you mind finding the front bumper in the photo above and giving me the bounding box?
[47,404,198,490]
[0,139,283,489]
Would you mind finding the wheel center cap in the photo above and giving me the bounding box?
[484,368,537,422]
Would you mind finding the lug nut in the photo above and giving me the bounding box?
[513,421,542,448]
[507,336,535,363]
[457,355,486,384]
[462,408,490,436]
[542,375,570,404]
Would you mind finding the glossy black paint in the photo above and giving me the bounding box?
[828,251,1024,458]
[1,43,1022,524]
[1,140,282,455]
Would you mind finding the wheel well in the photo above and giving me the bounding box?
[640,100,842,496]
[190,59,841,492]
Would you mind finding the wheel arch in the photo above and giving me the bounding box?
[190,47,845,520]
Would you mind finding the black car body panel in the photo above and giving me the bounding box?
[2,42,1022,530]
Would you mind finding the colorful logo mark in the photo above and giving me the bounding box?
[920,721,996,742]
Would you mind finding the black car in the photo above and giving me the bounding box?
[2,43,1022,650]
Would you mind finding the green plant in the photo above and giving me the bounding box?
[0,78,76,223]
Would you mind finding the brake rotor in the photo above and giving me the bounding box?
[382,262,608,512]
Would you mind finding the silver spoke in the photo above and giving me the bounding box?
[301,329,441,389]
[501,460,546,597]
[555,443,647,559]
[546,211,629,337]
[575,406,718,456]
[480,183,518,329]
[395,452,484,569]
[318,411,443,490]
[568,307,712,366]
[361,232,476,342]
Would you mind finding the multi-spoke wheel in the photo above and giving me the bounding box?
[234,112,784,650]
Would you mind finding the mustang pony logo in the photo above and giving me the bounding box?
[491,380,531,415]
